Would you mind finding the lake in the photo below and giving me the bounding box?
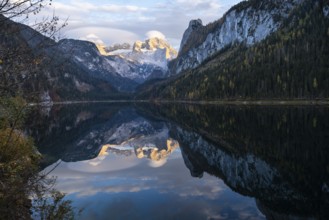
[27,103,329,220]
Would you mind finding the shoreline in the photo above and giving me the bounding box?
[29,99,329,106]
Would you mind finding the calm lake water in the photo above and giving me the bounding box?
[28,103,329,220]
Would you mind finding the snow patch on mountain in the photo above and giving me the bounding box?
[105,55,165,83]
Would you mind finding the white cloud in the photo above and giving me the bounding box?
[80,34,105,45]
[70,1,97,11]
[28,0,242,46]
[99,4,147,13]
[174,0,221,10]
[145,30,166,40]
[45,156,225,199]
[65,27,140,45]
[85,33,100,39]
[148,158,167,168]
[51,1,146,14]
[42,148,263,219]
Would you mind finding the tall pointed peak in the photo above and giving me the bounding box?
[179,19,203,53]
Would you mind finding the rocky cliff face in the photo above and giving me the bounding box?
[179,19,203,54]
[172,0,304,74]
[132,37,177,60]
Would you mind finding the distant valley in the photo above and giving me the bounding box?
[0,15,177,102]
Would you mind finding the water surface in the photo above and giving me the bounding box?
[28,103,329,220]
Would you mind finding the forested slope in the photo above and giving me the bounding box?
[138,0,329,100]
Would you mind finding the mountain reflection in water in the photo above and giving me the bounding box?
[27,103,329,220]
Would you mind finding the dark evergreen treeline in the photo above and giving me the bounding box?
[138,0,329,100]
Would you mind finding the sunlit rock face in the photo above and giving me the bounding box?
[135,139,179,161]
[172,0,304,74]
[95,43,107,56]
[132,41,144,53]
[132,37,178,60]
[97,138,179,165]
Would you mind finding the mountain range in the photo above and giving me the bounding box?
[139,0,329,100]
[1,0,328,102]
[0,15,177,102]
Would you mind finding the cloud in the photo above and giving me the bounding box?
[80,33,105,45]
[172,0,221,13]
[29,0,242,47]
[65,27,140,45]
[99,5,147,13]
[148,158,167,167]
[145,30,166,40]
[44,155,264,220]
[50,1,146,14]
[46,154,225,198]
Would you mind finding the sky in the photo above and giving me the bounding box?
[33,0,242,49]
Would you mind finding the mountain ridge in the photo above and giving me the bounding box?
[138,0,329,100]
[53,36,178,90]
[0,15,120,102]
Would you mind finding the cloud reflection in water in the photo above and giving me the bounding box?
[45,143,264,220]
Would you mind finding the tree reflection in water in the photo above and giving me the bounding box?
[0,98,80,220]
[139,103,329,219]
[0,138,80,220]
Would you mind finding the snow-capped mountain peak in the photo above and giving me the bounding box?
[133,37,177,60]
[57,37,177,88]
[101,37,177,83]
